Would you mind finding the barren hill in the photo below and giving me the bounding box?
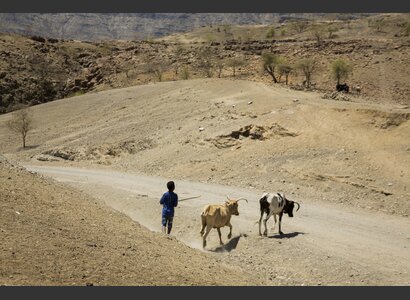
[1,79,409,216]
[0,78,409,285]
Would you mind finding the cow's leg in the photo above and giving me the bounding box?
[202,225,212,248]
[217,228,224,245]
[227,222,232,239]
[263,212,273,236]
[258,211,264,236]
[200,215,206,236]
[272,214,277,230]
[278,212,284,235]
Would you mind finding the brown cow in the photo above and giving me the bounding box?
[200,196,248,248]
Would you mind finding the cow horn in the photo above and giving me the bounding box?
[236,198,248,203]
[294,201,300,212]
[226,195,231,201]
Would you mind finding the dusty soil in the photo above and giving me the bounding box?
[0,78,409,285]
[24,165,410,286]
[0,156,264,286]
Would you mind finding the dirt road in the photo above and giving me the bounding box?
[25,165,410,285]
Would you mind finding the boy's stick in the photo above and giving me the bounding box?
[178,195,201,202]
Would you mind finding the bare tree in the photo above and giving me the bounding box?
[291,20,309,34]
[7,105,33,148]
[327,25,338,39]
[214,58,225,78]
[145,62,165,82]
[180,66,190,80]
[173,45,185,75]
[311,25,325,44]
[222,24,234,40]
[374,19,386,32]
[198,47,214,78]
[297,59,317,88]
[243,29,252,42]
[226,57,246,78]
[368,18,386,32]
[153,66,165,82]
[278,62,293,85]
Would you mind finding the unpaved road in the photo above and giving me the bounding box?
[26,165,410,285]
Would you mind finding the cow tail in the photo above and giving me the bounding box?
[259,195,268,213]
[201,205,210,217]
[200,205,210,228]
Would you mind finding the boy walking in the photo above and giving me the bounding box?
[160,181,178,235]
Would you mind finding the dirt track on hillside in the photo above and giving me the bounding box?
[1,79,409,218]
[1,78,409,285]
[1,158,267,286]
[25,165,410,286]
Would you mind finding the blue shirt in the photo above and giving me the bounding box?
[160,191,178,217]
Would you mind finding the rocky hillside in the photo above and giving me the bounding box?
[0,14,409,113]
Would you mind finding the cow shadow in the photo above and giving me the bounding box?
[268,231,305,239]
[212,235,243,253]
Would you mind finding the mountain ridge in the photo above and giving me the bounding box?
[0,13,368,41]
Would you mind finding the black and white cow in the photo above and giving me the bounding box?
[258,192,300,236]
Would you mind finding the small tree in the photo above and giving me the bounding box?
[327,25,338,39]
[226,57,246,78]
[291,20,309,34]
[144,57,166,82]
[173,45,184,75]
[7,105,33,148]
[180,66,190,80]
[368,18,386,32]
[198,47,214,78]
[375,19,386,32]
[222,24,234,40]
[278,63,293,85]
[311,25,325,44]
[243,29,252,42]
[214,58,225,78]
[331,59,353,85]
[403,21,410,36]
[28,55,59,104]
[205,33,216,44]
[266,27,275,39]
[261,52,281,83]
[297,59,317,88]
